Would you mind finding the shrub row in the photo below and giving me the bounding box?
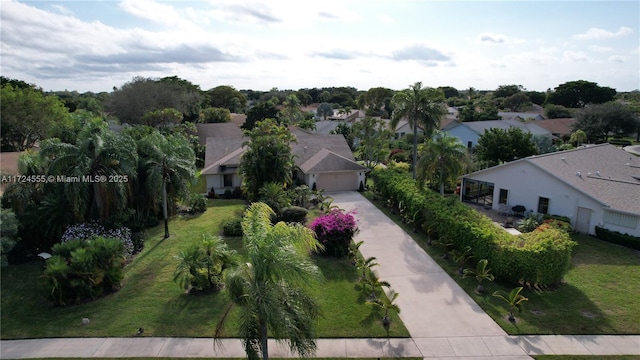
[595,226,640,250]
[372,168,576,286]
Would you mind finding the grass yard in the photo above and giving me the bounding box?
[1,199,408,340]
[366,193,640,335]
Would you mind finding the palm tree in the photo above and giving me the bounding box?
[391,82,446,179]
[463,259,495,294]
[137,131,196,238]
[367,288,400,329]
[417,131,470,195]
[569,129,587,147]
[218,202,323,360]
[363,269,391,300]
[40,119,137,222]
[258,182,291,215]
[173,234,237,292]
[493,286,529,322]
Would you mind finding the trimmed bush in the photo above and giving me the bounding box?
[222,218,243,237]
[189,194,207,214]
[371,168,576,287]
[309,208,359,258]
[595,226,640,250]
[280,206,308,224]
[61,222,134,256]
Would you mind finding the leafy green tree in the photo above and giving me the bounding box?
[416,131,470,195]
[0,205,19,266]
[105,76,202,124]
[364,87,395,117]
[1,84,69,151]
[239,119,296,200]
[546,80,616,108]
[494,84,524,98]
[243,101,279,130]
[501,92,532,111]
[280,94,303,125]
[526,91,546,105]
[391,82,446,179]
[316,102,334,120]
[207,85,247,113]
[39,119,137,222]
[297,119,317,131]
[141,108,183,127]
[573,101,638,142]
[219,202,322,360]
[352,117,391,169]
[139,131,195,238]
[330,122,355,149]
[544,104,573,119]
[438,86,459,99]
[475,127,538,165]
[199,107,232,123]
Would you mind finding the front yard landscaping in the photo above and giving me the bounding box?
[0,199,409,339]
[367,192,640,335]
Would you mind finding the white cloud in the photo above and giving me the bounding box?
[378,14,395,24]
[608,55,626,63]
[573,26,633,40]
[588,45,613,53]
[477,32,508,44]
[563,51,589,62]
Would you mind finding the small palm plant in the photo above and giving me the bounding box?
[463,259,495,294]
[493,286,529,322]
[367,288,400,329]
[363,270,390,301]
[355,256,379,281]
[450,246,474,275]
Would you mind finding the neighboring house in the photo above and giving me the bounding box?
[328,109,362,122]
[443,119,552,149]
[498,112,545,121]
[201,130,368,194]
[390,119,424,139]
[195,123,243,145]
[533,118,576,140]
[461,144,640,236]
[313,120,346,135]
[0,151,22,196]
[229,113,247,128]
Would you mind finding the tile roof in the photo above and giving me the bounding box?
[532,118,576,137]
[196,123,243,145]
[453,119,551,137]
[299,148,368,173]
[201,138,245,175]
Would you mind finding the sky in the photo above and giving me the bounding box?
[1,0,639,93]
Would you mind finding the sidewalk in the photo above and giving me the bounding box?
[1,192,638,359]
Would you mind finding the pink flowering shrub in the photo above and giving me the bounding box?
[309,208,359,258]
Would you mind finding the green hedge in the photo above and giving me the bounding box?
[372,168,576,286]
[595,226,640,250]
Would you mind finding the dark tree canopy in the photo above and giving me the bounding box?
[316,102,334,120]
[544,104,573,119]
[364,87,395,117]
[438,86,460,99]
[526,91,546,105]
[105,76,203,124]
[573,101,638,142]
[475,127,538,165]
[243,101,280,130]
[207,85,247,113]
[501,92,532,111]
[494,84,524,99]
[546,80,616,108]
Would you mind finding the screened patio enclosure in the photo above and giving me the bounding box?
[461,178,495,208]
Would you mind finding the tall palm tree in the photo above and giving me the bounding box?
[391,82,446,179]
[218,202,323,360]
[416,131,470,195]
[137,132,196,239]
[40,119,137,222]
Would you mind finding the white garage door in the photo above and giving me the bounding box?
[316,173,357,192]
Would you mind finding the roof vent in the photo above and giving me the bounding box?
[576,171,581,177]
[596,171,600,176]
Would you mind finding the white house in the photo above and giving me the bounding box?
[201,128,368,194]
[461,144,640,237]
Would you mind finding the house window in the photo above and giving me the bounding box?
[467,141,473,150]
[603,210,638,229]
[537,197,549,214]
[223,174,233,187]
[498,189,508,205]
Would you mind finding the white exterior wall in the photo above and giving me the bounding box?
[395,123,423,138]
[601,210,640,237]
[445,125,479,148]
[465,161,605,235]
[205,174,242,194]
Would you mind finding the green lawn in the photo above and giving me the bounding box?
[366,193,640,335]
[1,199,408,339]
